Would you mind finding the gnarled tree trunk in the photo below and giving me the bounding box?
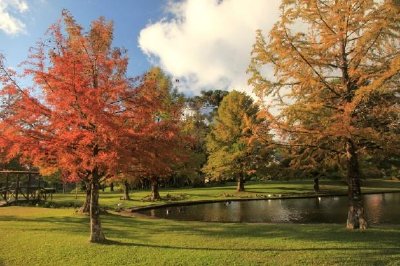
[122,180,130,200]
[236,174,245,192]
[150,176,161,201]
[346,139,367,230]
[89,172,106,243]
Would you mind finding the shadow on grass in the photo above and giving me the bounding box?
[98,238,400,254]
[2,210,400,251]
[102,213,400,249]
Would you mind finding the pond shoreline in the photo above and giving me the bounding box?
[127,190,400,213]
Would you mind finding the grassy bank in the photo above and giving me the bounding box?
[49,179,400,210]
[0,207,399,265]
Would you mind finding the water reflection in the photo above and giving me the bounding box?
[140,193,400,224]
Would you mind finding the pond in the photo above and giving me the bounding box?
[137,193,400,224]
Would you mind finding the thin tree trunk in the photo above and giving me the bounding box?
[346,139,367,230]
[313,177,320,193]
[110,182,114,192]
[236,174,245,192]
[150,177,161,201]
[89,174,106,243]
[122,180,130,200]
[79,183,91,214]
[16,176,19,200]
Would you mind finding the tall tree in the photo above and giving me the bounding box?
[203,90,272,192]
[175,90,228,186]
[175,114,208,186]
[0,12,146,242]
[249,0,400,229]
[122,67,186,201]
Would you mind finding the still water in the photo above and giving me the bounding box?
[138,193,400,224]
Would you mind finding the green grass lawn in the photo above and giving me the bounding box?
[1,180,400,265]
[0,207,399,265]
[50,179,400,210]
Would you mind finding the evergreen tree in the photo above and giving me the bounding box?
[203,90,272,192]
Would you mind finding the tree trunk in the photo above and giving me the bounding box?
[236,175,245,192]
[79,183,91,214]
[122,181,130,200]
[313,177,320,193]
[150,177,161,201]
[110,182,114,192]
[27,174,31,201]
[89,175,106,243]
[15,176,19,200]
[346,139,367,230]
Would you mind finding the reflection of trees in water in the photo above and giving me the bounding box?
[236,202,257,222]
[203,203,224,221]
[141,193,400,224]
[315,197,320,209]
[364,194,384,224]
[277,197,345,223]
[363,193,400,224]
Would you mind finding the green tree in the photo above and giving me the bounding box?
[174,114,208,186]
[203,90,272,192]
[249,0,400,229]
[188,90,228,122]
[189,90,228,109]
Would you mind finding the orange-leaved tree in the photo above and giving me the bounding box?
[249,0,400,229]
[0,11,149,242]
[122,67,187,201]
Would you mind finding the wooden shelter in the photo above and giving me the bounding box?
[0,170,55,205]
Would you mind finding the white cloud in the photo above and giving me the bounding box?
[0,0,29,35]
[139,0,281,95]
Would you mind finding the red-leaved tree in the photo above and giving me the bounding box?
[121,67,187,201]
[0,11,156,243]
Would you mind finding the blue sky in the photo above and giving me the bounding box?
[0,0,281,95]
[0,0,165,77]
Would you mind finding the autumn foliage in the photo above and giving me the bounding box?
[119,67,186,200]
[0,11,185,242]
[249,0,400,229]
[1,1,399,244]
